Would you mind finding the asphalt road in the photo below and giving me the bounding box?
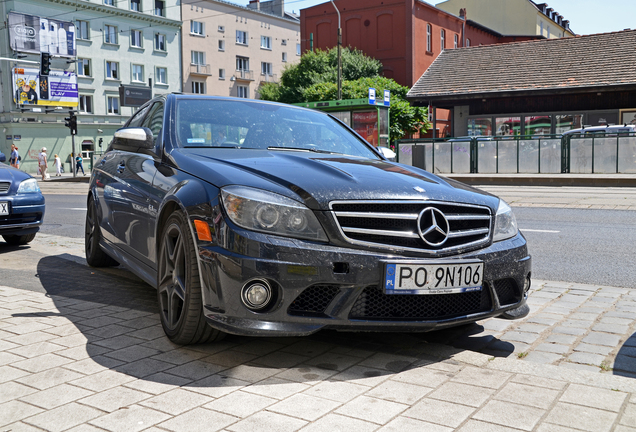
[36,190,636,288]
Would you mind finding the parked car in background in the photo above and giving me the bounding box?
[561,125,636,136]
[85,94,531,345]
[0,151,45,245]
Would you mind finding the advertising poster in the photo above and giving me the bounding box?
[8,12,76,57]
[352,111,379,146]
[13,67,78,107]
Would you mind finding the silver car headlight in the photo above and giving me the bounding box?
[221,186,328,242]
[493,199,518,242]
[17,178,40,194]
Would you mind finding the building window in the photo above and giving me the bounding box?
[236,30,248,45]
[106,61,119,79]
[237,85,248,98]
[131,29,142,48]
[236,56,249,72]
[192,81,205,94]
[156,67,167,85]
[219,69,225,79]
[440,29,445,51]
[261,62,272,75]
[76,20,89,40]
[218,40,225,51]
[297,43,301,56]
[466,38,471,47]
[107,96,120,114]
[130,0,140,11]
[77,58,91,76]
[261,35,271,49]
[154,0,165,17]
[426,24,432,52]
[154,33,166,51]
[132,64,144,82]
[191,50,205,65]
[454,34,458,48]
[191,21,204,36]
[282,52,287,62]
[104,0,114,6]
[79,95,93,113]
[104,25,118,44]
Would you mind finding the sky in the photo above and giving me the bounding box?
[241,0,634,36]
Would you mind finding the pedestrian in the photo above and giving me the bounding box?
[9,144,20,169]
[54,154,62,176]
[38,147,48,181]
[75,153,85,176]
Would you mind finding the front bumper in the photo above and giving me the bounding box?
[197,224,531,337]
[0,194,45,237]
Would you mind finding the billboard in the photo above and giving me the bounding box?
[12,68,78,107]
[8,12,76,57]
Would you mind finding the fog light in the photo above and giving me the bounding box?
[241,280,272,311]
[523,275,531,297]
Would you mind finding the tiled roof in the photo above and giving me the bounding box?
[407,30,636,100]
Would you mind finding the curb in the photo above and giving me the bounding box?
[445,175,636,187]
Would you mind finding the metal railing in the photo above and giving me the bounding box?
[395,133,636,174]
[234,70,254,81]
[190,64,212,75]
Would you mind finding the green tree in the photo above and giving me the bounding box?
[259,48,429,140]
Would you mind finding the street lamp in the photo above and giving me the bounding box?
[330,0,342,100]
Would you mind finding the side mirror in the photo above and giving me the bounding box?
[112,127,154,151]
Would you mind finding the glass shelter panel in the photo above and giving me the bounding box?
[618,136,636,173]
[593,137,617,173]
[452,141,471,173]
[477,140,497,173]
[378,108,389,148]
[570,137,593,173]
[518,140,539,173]
[352,111,378,147]
[497,139,518,173]
[540,138,561,173]
[433,142,451,173]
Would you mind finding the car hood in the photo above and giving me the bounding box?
[175,149,498,211]
[0,163,33,183]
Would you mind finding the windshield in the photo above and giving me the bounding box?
[176,99,379,159]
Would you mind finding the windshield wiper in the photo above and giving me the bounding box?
[267,146,335,154]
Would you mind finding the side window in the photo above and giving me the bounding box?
[127,103,152,127]
[142,102,165,142]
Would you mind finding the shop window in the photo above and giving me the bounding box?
[496,117,521,136]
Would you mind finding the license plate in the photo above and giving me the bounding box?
[383,260,484,294]
[0,201,8,216]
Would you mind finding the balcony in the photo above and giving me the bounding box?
[190,64,212,76]
[234,70,254,81]
[261,74,278,83]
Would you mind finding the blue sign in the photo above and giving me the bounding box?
[368,88,376,105]
[384,90,390,106]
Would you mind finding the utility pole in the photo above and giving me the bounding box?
[330,0,342,100]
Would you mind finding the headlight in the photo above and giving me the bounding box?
[493,199,518,242]
[17,178,40,194]
[221,186,328,242]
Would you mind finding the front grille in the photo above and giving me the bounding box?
[0,212,41,226]
[288,285,340,317]
[349,285,491,321]
[493,278,519,305]
[330,200,492,254]
[0,182,10,193]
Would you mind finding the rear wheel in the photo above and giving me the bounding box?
[157,210,224,344]
[3,233,36,245]
[85,196,119,267]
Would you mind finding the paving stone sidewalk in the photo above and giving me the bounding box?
[1,235,636,431]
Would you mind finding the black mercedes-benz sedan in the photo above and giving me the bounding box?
[85,94,531,344]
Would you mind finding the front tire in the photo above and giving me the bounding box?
[157,211,224,344]
[3,233,36,245]
[85,196,119,267]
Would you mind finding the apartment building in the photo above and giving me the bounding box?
[0,0,181,173]
[182,0,300,99]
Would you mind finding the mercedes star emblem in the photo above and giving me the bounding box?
[417,207,450,246]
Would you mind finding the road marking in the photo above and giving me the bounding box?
[521,228,560,233]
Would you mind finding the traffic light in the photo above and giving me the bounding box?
[64,111,77,135]
[40,52,51,76]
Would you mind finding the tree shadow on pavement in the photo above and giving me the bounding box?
[614,333,636,378]
[16,254,514,390]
